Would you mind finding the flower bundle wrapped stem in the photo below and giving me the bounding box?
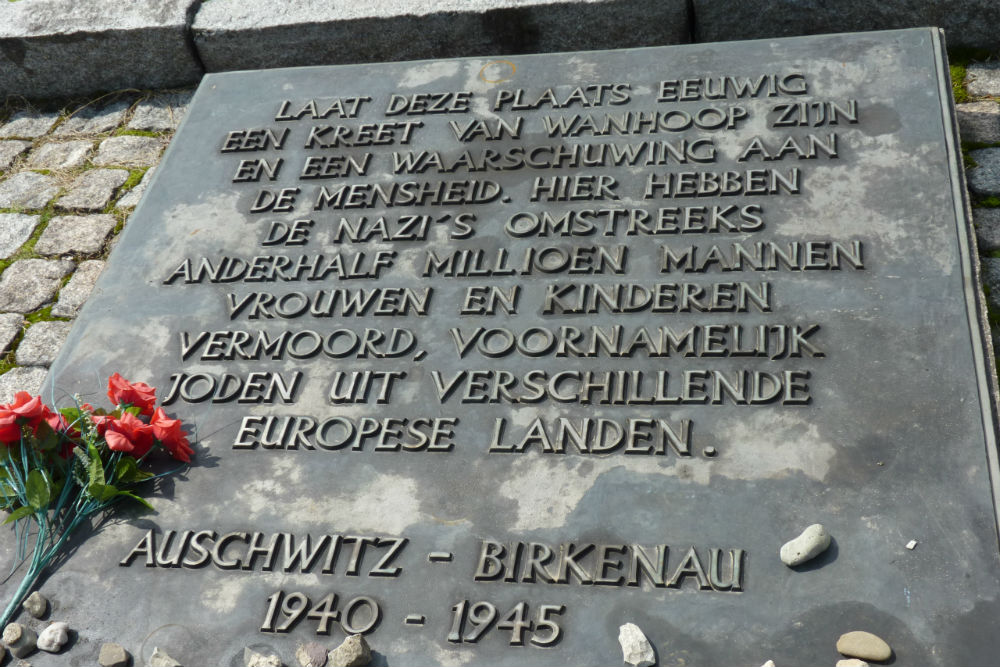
[0,374,192,628]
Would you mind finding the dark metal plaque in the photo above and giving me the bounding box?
[7,28,1000,666]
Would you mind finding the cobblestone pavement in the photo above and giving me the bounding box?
[0,89,192,402]
[0,59,999,403]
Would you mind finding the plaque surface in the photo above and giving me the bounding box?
[6,28,999,666]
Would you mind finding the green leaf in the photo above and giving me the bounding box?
[60,407,82,423]
[2,505,34,524]
[25,469,51,509]
[33,420,58,451]
[87,483,118,502]
[115,457,153,484]
[124,406,141,417]
[117,491,154,511]
[87,443,105,488]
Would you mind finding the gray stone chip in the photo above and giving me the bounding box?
[57,169,129,212]
[967,63,1000,98]
[35,214,117,256]
[0,140,31,171]
[54,100,130,136]
[99,642,131,667]
[94,136,166,168]
[26,140,93,170]
[0,213,40,259]
[2,622,37,658]
[17,321,74,367]
[0,367,48,404]
[957,101,1000,144]
[0,259,75,313]
[0,313,24,354]
[328,635,370,667]
[0,111,60,139]
[129,91,193,131]
[0,171,60,209]
[52,260,105,318]
[969,148,1000,197]
[22,591,48,619]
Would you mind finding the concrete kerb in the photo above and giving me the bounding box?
[0,0,203,101]
[6,0,1000,101]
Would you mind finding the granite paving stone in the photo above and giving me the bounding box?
[958,101,1000,144]
[54,100,130,136]
[975,208,1000,252]
[116,167,155,209]
[128,92,193,132]
[57,169,129,212]
[0,213,40,258]
[93,136,166,168]
[0,367,49,404]
[52,259,105,318]
[26,140,93,170]
[969,149,1000,197]
[982,257,1000,311]
[0,259,75,313]
[35,214,117,256]
[967,63,1000,98]
[0,313,24,353]
[16,321,74,367]
[0,141,31,171]
[0,111,60,139]
[0,171,60,209]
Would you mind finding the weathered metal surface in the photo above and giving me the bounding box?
[5,28,999,666]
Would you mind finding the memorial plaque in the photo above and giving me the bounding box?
[6,27,1000,666]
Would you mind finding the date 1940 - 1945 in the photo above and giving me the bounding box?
[260,591,564,647]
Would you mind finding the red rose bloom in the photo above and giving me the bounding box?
[107,373,156,416]
[0,410,20,443]
[8,392,53,427]
[91,414,112,436]
[150,408,193,463]
[104,412,155,458]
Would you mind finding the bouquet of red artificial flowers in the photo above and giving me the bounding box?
[0,373,193,627]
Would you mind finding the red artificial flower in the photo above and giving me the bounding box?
[107,373,156,416]
[91,414,112,436]
[104,412,155,458]
[0,411,20,443]
[8,392,53,427]
[150,408,193,463]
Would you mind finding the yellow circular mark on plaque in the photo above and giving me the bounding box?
[479,60,516,84]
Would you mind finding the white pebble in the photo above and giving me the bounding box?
[37,621,69,653]
[905,539,918,550]
[780,523,832,566]
[618,623,656,667]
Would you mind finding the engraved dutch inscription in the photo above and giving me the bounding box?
[18,29,1000,666]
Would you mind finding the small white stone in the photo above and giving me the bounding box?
[22,591,47,619]
[328,635,371,667]
[836,659,870,667]
[618,623,655,667]
[780,523,832,567]
[36,621,69,653]
[148,646,182,667]
[905,540,917,550]
[244,647,283,667]
[760,661,776,667]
